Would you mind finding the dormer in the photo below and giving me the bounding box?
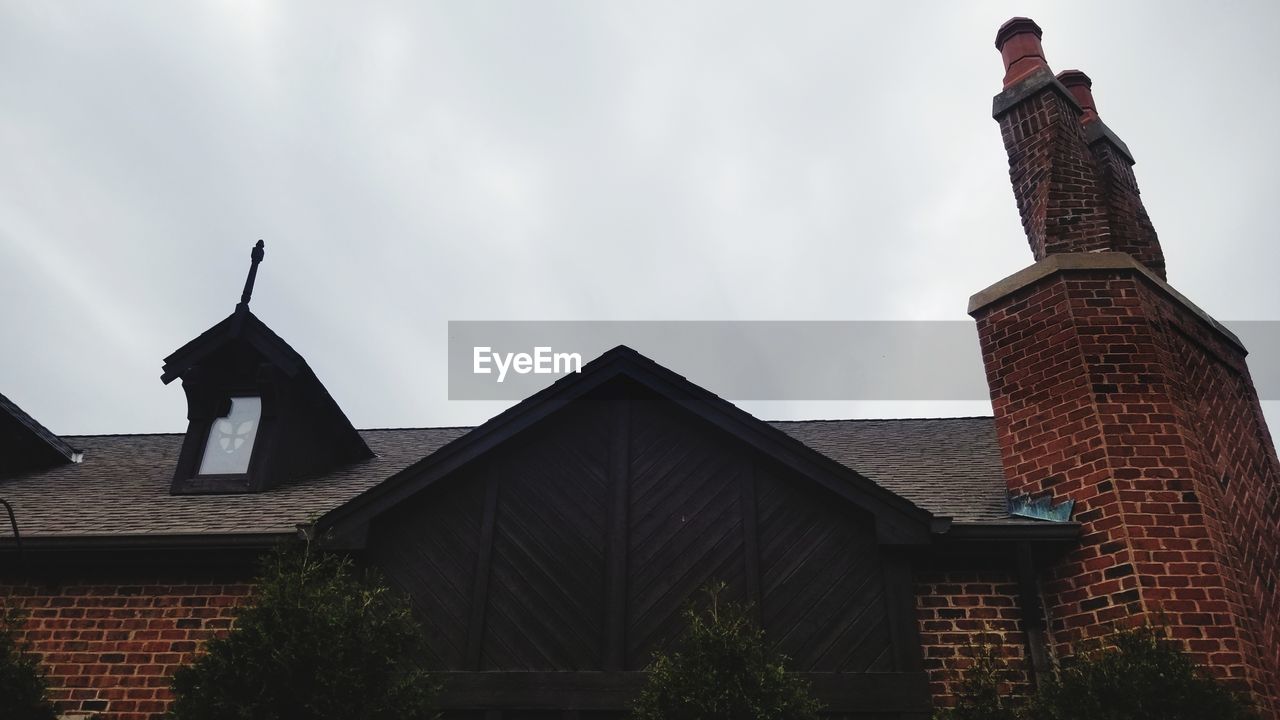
[0,391,78,476]
[162,241,372,494]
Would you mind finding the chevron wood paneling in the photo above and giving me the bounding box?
[481,400,611,670]
[368,380,923,715]
[758,464,893,672]
[367,469,486,670]
[625,394,747,669]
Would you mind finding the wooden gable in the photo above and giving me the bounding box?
[0,391,77,476]
[321,347,935,717]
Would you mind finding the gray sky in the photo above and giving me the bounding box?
[2,0,1278,437]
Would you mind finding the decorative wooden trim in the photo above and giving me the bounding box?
[432,671,931,712]
[603,397,631,670]
[466,468,502,670]
[882,550,926,674]
[1016,542,1052,682]
[739,463,762,624]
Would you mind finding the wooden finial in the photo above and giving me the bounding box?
[238,240,266,308]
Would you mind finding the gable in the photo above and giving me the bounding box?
[0,391,76,476]
[364,378,911,675]
[161,308,304,385]
[321,346,935,546]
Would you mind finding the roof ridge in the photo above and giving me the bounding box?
[62,417,999,439]
[61,431,187,438]
[357,425,476,432]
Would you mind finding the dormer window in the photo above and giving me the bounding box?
[161,241,372,495]
[197,396,262,475]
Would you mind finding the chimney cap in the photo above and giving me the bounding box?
[1057,69,1099,122]
[1056,69,1092,88]
[995,17,1043,50]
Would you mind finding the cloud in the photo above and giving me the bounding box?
[1,0,1278,437]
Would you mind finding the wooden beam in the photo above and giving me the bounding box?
[465,468,502,670]
[739,463,761,624]
[432,671,932,712]
[603,397,631,670]
[1016,542,1052,682]
[882,550,926,674]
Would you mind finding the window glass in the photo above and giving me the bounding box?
[197,396,262,475]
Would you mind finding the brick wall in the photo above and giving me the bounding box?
[11,560,1045,717]
[914,558,1034,708]
[1151,284,1280,711]
[1,570,252,720]
[973,264,1280,717]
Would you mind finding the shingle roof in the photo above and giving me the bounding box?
[773,417,1010,523]
[0,417,1011,540]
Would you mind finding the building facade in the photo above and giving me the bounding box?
[2,18,1277,720]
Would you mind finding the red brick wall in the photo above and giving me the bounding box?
[915,559,1035,707]
[11,561,1044,717]
[1,571,252,720]
[973,265,1280,717]
[1152,289,1280,711]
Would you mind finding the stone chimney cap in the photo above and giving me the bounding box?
[1057,69,1099,122]
[996,17,1049,87]
[995,17,1043,50]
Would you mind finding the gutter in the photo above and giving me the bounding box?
[0,532,293,554]
[0,521,1082,560]
[936,520,1082,543]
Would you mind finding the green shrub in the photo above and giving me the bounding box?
[932,634,1020,720]
[0,607,57,720]
[932,625,1258,720]
[1027,625,1257,720]
[631,583,822,720]
[168,542,438,720]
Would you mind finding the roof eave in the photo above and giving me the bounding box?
[938,520,1082,542]
[0,531,294,553]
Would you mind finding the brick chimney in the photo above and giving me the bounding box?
[1056,69,1167,278]
[972,18,1280,717]
[992,18,1111,262]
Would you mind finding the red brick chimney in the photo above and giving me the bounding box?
[1056,69,1167,278]
[992,18,1112,262]
[973,18,1280,717]
[996,17,1049,87]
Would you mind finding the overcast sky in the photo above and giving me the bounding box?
[2,0,1278,437]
